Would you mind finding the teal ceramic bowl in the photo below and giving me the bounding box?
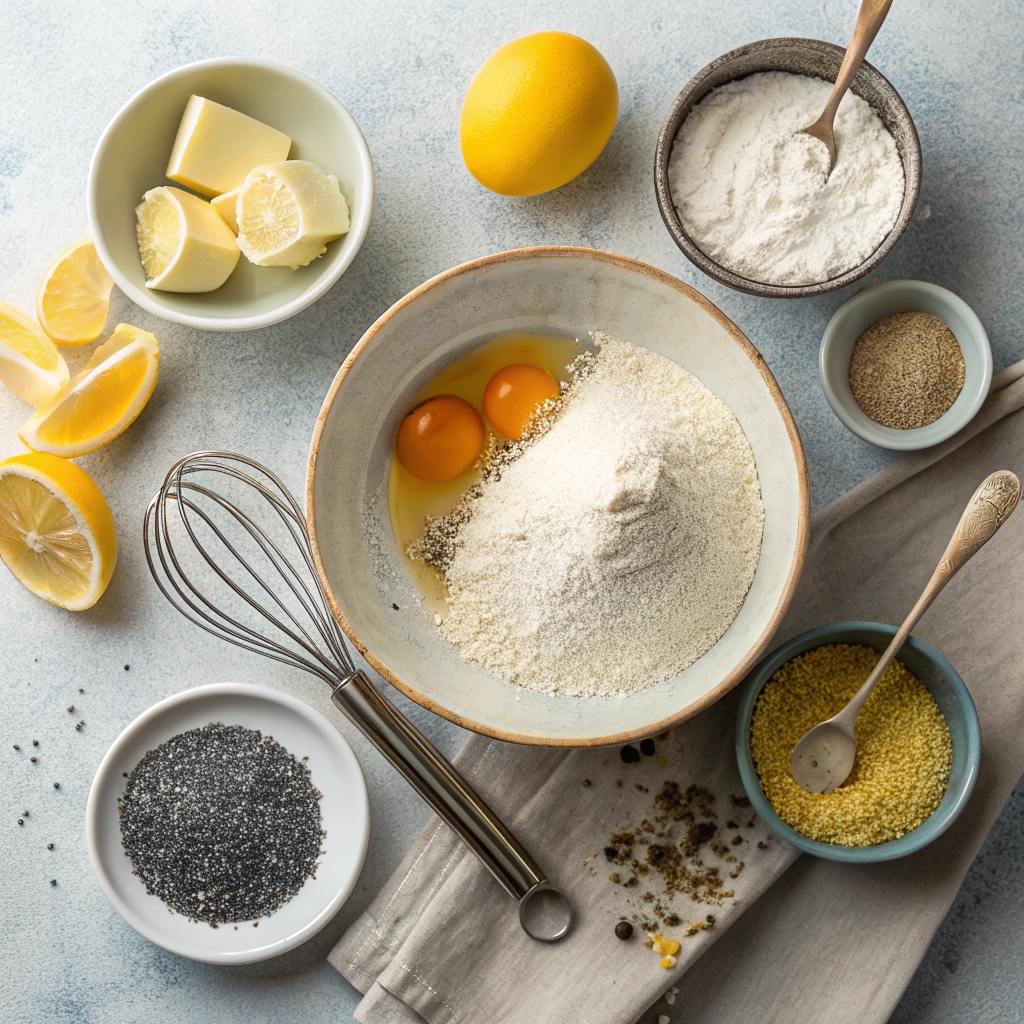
[735,622,980,862]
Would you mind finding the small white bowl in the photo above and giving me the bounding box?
[820,280,992,450]
[86,683,369,963]
[88,58,374,332]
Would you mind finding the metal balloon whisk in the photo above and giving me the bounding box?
[143,451,571,941]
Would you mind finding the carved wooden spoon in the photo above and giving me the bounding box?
[791,471,1021,794]
[800,0,895,176]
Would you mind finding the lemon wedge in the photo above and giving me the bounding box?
[0,452,116,610]
[136,186,240,292]
[36,238,114,345]
[236,160,350,268]
[0,301,70,407]
[20,323,159,458]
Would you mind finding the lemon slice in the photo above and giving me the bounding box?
[36,238,114,345]
[0,301,70,407]
[0,452,116,610]
[20,323,159,457]
[236,160,350,268]
[136,186,240,292]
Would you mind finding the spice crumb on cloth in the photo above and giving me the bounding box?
[751,644,952,846]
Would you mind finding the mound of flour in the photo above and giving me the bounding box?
[423,333,764,698]
[669,71,904,286]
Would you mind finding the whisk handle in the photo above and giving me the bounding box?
[333,672,547,903]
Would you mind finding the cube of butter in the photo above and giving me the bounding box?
[166,96,292,198]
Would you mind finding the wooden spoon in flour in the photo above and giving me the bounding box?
[800,0,894,175]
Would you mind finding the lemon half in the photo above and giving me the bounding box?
[20,324,160,458]
[236,160,350,268]
[36,238,114,345]
[460,32,618,196]
[0,301,70,407]
[0,452,116,610]
[136,186,240,293]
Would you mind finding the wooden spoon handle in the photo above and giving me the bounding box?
[837,471,1020,727]
[819,0,894,124]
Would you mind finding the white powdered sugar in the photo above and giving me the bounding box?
[427,333,764,698]
[668,71,904,286]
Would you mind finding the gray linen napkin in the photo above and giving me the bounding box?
[330,364,1024,1024]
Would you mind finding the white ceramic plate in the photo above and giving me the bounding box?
[307,247,810,746]
[86,683,369,963]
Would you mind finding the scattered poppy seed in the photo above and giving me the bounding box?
[32,740,38,746]
[50,879,56,885]
[17,818,24,825]
[12,744,18,750]
[47,843,54,850]
[124,665,130,671]
[78,687,84,692]
[30,756,36,763]
[582,779,591,787]
[620,745,640,764]
[23,810,29,816]
[392,604,399,611]
[53,782,60,789]
[639,738,656,757]
[67,706,74,713]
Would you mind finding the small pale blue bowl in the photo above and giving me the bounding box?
[820,280,992,450]
[735,622,980,862]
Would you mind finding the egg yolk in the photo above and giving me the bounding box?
[396,394,485,482]
[482,364,560,439]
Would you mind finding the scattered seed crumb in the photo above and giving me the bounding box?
[758,841,767,849]
[78,688,84,693]
[12,744,18,751]
[665,992,676,1005]
[392,603,399,611]
[640,739,656,757]
[53,782,60,789]
[659,1016,670,1024]
[620,745,640,764]
[47,843,54,850]
[124,665,130,671]
[30,756,37,763]
[17,818,24,826]
[50,879,56,886]
[582,779,591,787]
[67,706,74,713]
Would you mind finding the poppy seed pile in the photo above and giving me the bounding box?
[119,723,324,926]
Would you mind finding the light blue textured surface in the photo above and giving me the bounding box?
[0,2,1022,1022]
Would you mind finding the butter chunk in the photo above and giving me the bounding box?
[166,96,292,198]
[211,187,240,234]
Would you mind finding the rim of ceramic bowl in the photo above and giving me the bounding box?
[86,57,375,332]
[734,622,981,862]
[85,682,370,962]
[654,37,922,299]
[306,245,811,747]
[819,279,993,450]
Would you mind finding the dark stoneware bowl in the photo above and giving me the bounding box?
[654,38,922,299]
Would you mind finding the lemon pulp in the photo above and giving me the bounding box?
[0,473,93,603]
[136,191,182,280]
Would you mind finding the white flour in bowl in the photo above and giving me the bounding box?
[414,333,764,698]
[668,71,904,286]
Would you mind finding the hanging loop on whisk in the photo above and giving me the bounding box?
[144,450,572,942]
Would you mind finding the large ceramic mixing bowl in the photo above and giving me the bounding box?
[306,248,810,746]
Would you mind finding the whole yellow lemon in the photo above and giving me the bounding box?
[460,32,618,197]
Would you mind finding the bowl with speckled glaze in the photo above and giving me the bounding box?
[654,37,922,299]
[88,58,374,331]
[306,247,810,747]
[735,622,981,862]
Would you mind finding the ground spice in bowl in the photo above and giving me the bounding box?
[750,644,952,846]
[848,312,965,430]
[118,722,324,925]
